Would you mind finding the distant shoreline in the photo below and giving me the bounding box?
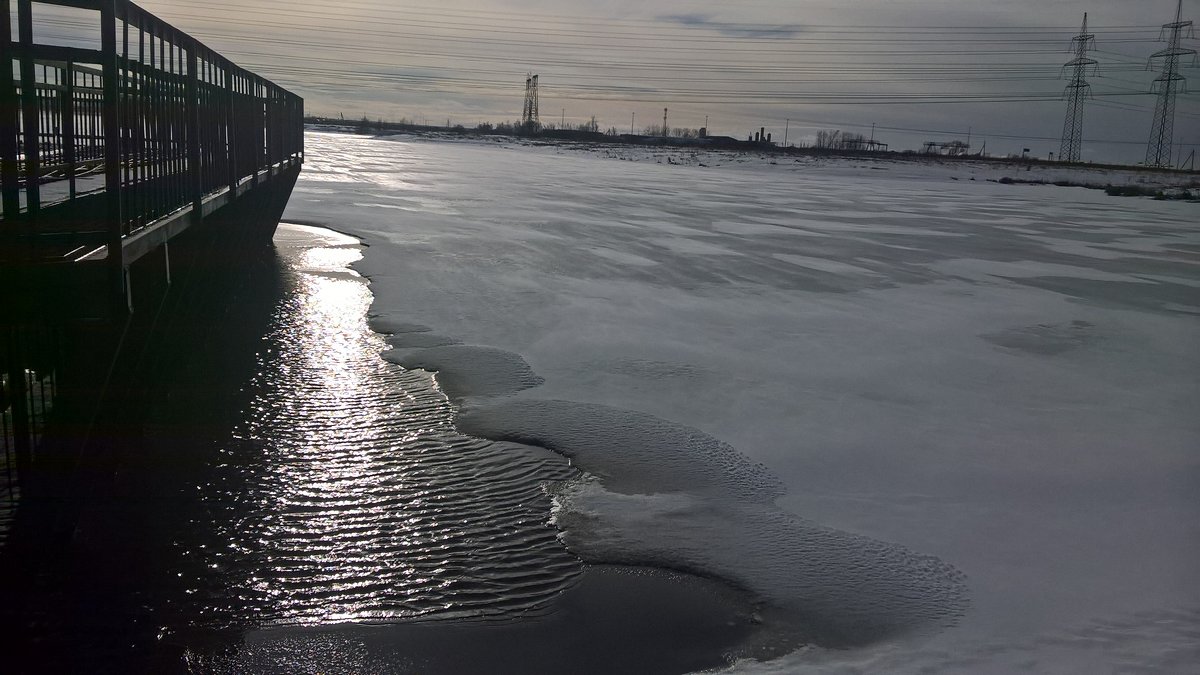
[304,123,1200,199]
[304,118,1200,178]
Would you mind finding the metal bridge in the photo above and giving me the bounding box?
[0,0,303,532]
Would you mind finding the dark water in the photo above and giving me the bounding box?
[0,224,759,674]
[166,226,581,630]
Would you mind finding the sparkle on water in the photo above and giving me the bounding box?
[174,225,580,629]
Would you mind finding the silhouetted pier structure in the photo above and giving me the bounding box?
[1,0,302,534]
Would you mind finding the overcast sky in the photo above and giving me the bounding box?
[68,0,1200,163]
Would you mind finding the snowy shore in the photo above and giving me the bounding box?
[322,126,1200,194]
[286,131,1199,673]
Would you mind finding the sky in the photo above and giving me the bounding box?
[36,0,1200,164]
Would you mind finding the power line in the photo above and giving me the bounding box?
[36,19,1153,68]
[32,0,1194,162]
[39,23,1156,79]
[28,20,1186,106]
[58,12,1166,57]
[135,0,1165,36]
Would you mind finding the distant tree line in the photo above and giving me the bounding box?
[317,116,885,152]
[809,129,867,150]
[640,125,704,138]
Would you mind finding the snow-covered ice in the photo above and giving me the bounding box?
[286,131,1200,673]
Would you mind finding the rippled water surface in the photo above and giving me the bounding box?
[171,225,580,632]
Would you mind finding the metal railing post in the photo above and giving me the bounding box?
[16,0,38,220]
[226,68,236,193]
[186,46,200,216]
[100,0,125,313]
[63,62,76,200]
[0,0,19,219]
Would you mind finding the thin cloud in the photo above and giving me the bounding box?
[659,13,805,39]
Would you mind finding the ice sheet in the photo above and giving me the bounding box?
[286,131,1200,672]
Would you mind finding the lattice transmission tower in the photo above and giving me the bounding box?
[1146,0,1196,168]
[522,74,540,132]
[1059,13,1096,163]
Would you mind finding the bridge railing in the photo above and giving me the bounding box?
[0,0,304,262]
[0,0,302,506]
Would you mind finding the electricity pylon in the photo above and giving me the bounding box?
[1059,13,1096,163]
[522,74,540,132]
[1146,0,1196,168]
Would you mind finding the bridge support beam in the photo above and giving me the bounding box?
[4,328,33,482]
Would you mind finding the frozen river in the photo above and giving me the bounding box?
[282,131,1199,673]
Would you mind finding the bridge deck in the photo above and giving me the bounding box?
[0,0,304,523]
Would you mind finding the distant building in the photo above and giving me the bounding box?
[748,127,774,146]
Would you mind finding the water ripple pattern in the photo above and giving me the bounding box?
[180,226,580,627]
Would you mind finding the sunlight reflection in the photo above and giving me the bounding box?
[181,224,579,628]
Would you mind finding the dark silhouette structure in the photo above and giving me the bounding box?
[1,0,302,541]
[521,74,539,132]
[922,140,970,156]
[1146,0,1196,168]
[1059,13,1096,163]
[841,137,889,152]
